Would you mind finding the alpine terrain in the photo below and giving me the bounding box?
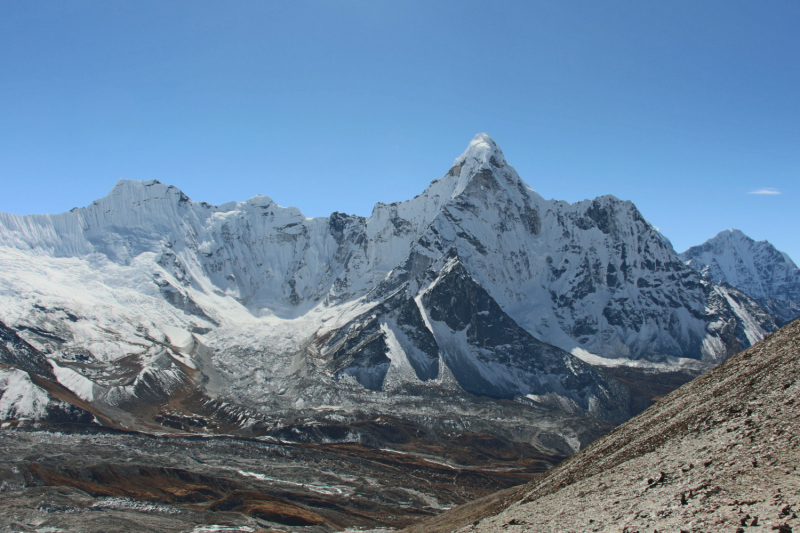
[0,134,792,530]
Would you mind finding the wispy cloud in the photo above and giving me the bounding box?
[748,188,782,195]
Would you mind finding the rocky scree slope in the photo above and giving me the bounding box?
[681,228,800,325]
[418,317,800,533]
[0,134,780,432]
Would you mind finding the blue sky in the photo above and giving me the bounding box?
[1,1,798,261]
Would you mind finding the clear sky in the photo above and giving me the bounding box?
[1,1,798,261]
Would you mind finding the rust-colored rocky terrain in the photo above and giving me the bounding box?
[0,414,569,532]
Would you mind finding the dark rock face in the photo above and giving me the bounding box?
[319,273,441,390]
[0,320,99,425]
[317,252,632,423]
[154,274,219,325]
[323,311,393,390]
[0,320,54,377]
[585,199,618,235]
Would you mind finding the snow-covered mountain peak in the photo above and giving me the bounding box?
[242,194,277,209]
[722,228,747,238]
[454,133,506,167]
[681,229,779,269]
[429,133,536,205]
[710,229,771,247]
[98,179,193,218]
[695,229,765,252]
[108,178,182,198]
[0,134,788,438]
[110,178,161,191]
[680,229,800,321]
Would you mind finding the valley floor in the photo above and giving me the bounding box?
[0,420,560,532]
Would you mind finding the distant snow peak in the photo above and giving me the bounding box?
[244,194,274,208]
[681,228,800,324]
[714,229,758,247]
[111,178,164,194]
[680,228,800,299]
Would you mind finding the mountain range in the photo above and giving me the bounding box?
[1,135,791,420]
[1,133,798,530]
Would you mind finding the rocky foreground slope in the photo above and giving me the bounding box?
[408,318,800,533]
